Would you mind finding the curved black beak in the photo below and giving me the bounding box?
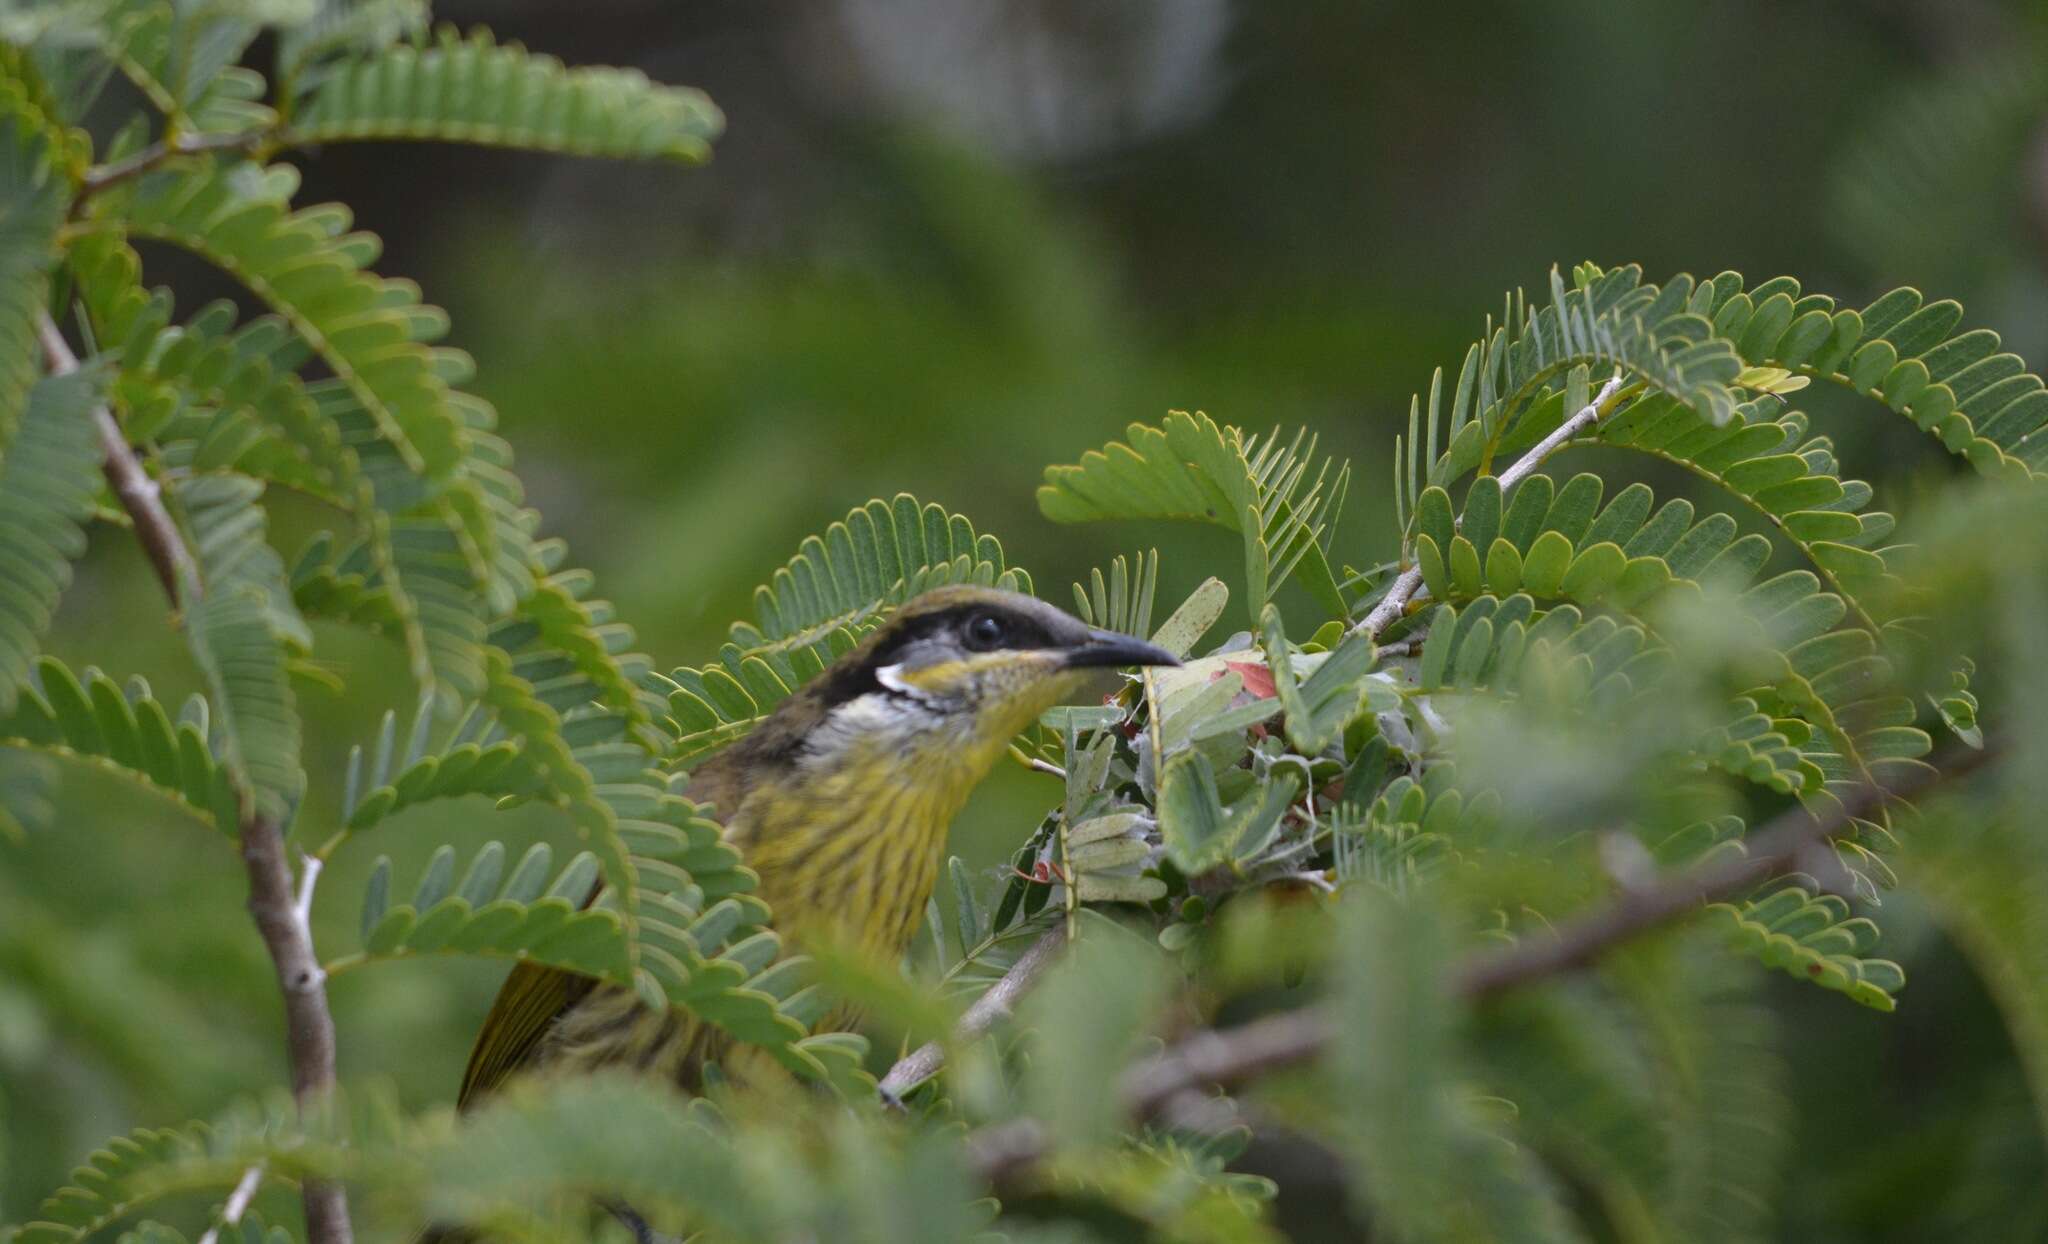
[1063,628,1182,670]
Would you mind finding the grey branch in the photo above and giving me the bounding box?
[1354,371,1625,640]
[37,311,353,1244]
[879,924,1067,1101]
[967,744,1989,1185]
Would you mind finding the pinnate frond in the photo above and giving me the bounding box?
[0,107,65,449]
[0,375,107,712]
[1698,272,2048,479]
[0,658,238,827]
[1070,548,1159,639]
[281,26,723,163]
[1038,411,1349,615]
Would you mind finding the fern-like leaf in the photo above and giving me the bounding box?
[1070,548,1159,639]
[112,160,461,479]
[1697,272,2048,479]
[343,842,625,976]
[9,1103,297,1244]
[102,158,519,699]
[67,230,351,500]
[0,106,65,449]
[1616,942,1788,1241]
[1038,412,1349,616]
[0,657,237,827]
[1403,473,1929,849]
[85,0,295,133]
[1473,986,1676,1241]
[281,26,723,162]
[1707,882,1904,1010]
[158,471,305,821]
[0,746,56,839]
[1591,401,1899,627]
[329,697,540,839]
[1907,806,2048,1149]
[1329,890,1584,1242]
[1393,265,1746,531]
[0,374,108,712]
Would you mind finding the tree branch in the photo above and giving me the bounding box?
[879,924,1066,1101]
[37,310,353,1244]
[1354,372,1625,640]
[34,314,200,603]
[77,128,268,200]
[966,743,1992,1185]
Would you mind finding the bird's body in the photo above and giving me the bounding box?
[458,586,1177,1106]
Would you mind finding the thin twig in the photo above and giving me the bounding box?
[1354,372,1625,641]
[878,924,1067,1101]
[1493,372,1624,494]
[966,744,1992,1185]
[38,311,353,1244]
[78,128,267,198]
[196,1163,266,1244]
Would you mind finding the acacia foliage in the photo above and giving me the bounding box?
[1,7,2044,1244]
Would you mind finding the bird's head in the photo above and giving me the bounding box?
[813,585,1181,744]
[694,586,1180,813]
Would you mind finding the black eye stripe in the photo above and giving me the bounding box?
[814,603,1058,707]
[966,613,1007,649]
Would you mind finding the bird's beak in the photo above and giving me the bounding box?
[1062,629,1182,670]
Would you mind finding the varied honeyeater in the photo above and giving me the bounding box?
[457,585,1179,1103]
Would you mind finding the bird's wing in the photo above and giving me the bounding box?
[458,958,597,1107]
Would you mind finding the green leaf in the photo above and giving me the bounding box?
[1330,889,1583,1242]
[1071,548,1159,639]
[1021,928,1169,1151]
[1157,749,1297,874]
[63,1,300,131]
[0,747,56,840]
[282,26,722,162]
[0,108,66,452]
[1400,266,1745,522]
[1520,530,1574,597]
[9,1115,259,1244]
[1708,275,2048,481]
[1258,602,1375,754]
[1150,576,1228,658]
[340,840,628,979]
[1610,941,1788,1241]
[1708,883,1903,1009]
[1039,411,1350,615]
[0,662,235,830]
[184,587,300,823]
[0,374,108,711]
[112,158,512,697]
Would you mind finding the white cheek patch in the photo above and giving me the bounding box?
[875,662,936,704]
[803,688,949,770]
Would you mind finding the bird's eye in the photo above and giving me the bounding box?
[964,612,1008,651]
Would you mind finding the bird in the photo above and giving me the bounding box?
[456,584,1180,1106]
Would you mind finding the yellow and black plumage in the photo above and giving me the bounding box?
[457,585,1178,1106]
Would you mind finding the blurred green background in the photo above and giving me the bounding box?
[8,1,2048,1238]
